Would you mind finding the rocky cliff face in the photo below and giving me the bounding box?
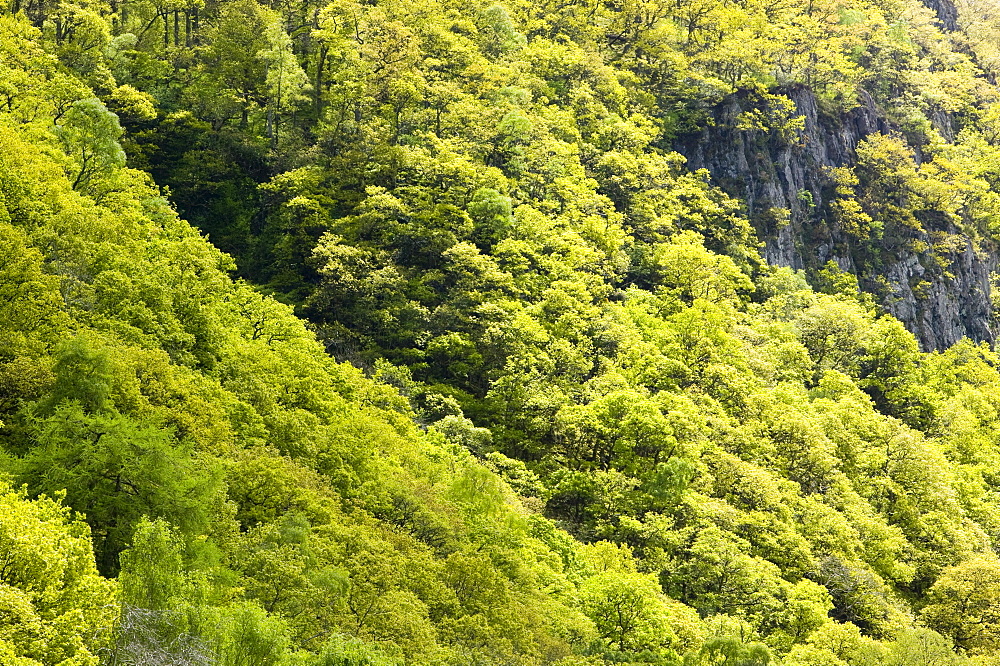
[674,85,995,350]
[924,0,958,31]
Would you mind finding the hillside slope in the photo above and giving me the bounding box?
[7,0,1000,664]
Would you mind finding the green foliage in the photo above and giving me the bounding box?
[56,97,126,191]
[7,0,1000,664]
[0,483,116,665]
[921,557,1000,653]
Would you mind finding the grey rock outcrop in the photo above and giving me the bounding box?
[922,0,958,31]
[674,85,995,350]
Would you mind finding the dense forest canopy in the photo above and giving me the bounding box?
[9,0,1000,662]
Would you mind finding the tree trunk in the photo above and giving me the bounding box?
[314,44,328,118]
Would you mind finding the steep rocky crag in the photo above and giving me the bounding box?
[924,0,958,31]
[675,85,995,350]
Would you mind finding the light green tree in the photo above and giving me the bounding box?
[0,484,116,665]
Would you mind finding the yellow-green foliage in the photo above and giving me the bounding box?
[0,485,116,666]
[7,0,1000,663]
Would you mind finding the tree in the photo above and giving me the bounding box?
[20,402,223,574]
[0,223,66,357]
[257,8,309,148]
[55,97,126,191]
[311,635,400,666]
[578,545,699,658]
[42,334,114,414]
[793,296,872,383]
[684,635,772,666]
[921,557,1000,653]
[205,0,271,129]
[890,627,965,666]
[112,518,215,665]
[0,483,116,665]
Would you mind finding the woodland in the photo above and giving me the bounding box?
[7,0,1000,662]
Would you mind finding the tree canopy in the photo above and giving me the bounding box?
[6,0,1000,663]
